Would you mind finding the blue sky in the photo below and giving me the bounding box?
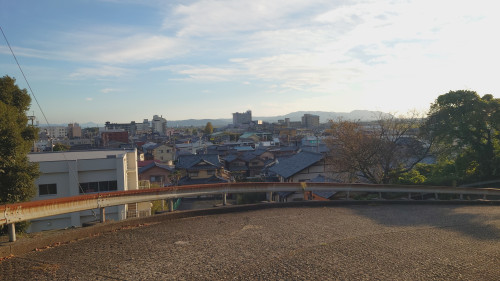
[1,0,499,124]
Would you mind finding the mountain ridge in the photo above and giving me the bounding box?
[168,110,391,127]
[41,110,391,128]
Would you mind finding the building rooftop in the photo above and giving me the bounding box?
[28,149,135,162]
[268,151,323,179]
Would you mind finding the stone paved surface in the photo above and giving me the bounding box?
[1,204,499,280]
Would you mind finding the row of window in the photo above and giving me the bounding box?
[38,181,119,196]
[79,181,118,193]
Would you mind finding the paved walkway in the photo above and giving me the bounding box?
[1,204,500,280]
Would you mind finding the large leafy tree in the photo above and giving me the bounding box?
[422,90,500,183]
[204,122,214,135]
[326,113,431,184]
[0,75,39,204]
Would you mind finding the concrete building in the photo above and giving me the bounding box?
[232,110,252,127]
[301,114,320,128]
[136,119,151,135]
[152,115,167,136]
[67,123,82,139]
[27,149,143,233]
[101,130,129,147]
[105,121,137,136]
[45,126,68,139]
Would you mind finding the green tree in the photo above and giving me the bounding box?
[53,143,70,151]
[0,75,39,206]
[422,90,500,183]
[204,122,214,135]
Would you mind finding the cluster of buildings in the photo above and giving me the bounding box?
[231,110,320,130]
[26,111,333,233]
[34,115,169,151]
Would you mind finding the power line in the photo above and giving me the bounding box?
[0,26,51,128]
[1,26,98,219]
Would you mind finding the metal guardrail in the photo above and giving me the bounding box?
[2,182,500,242]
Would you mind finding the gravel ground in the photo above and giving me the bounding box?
[1,204,499,280]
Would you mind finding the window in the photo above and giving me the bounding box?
[39,184,57,196]
[99,181,110,192]
[108,181,118,191]
[188,171,199,177]
[150,176,163,182]
[207,170,215,176]
[79,181,118,194]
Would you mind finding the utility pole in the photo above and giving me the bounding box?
[28,113,36,152]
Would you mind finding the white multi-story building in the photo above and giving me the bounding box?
[27,149,145,233]
[152,115,167,135]
[44,126,68,139]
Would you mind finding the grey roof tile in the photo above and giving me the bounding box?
[268,151,323,179]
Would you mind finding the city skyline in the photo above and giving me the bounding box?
[1,0,499,124]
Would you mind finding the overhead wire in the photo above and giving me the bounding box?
[1,25,98,220]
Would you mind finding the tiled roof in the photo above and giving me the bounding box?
[312,191,337,199]
[176,154,222,169]
[138,162,175,174]
[239,132,258,139]
[228,166,248,172]
[178,176,229,186]
[268,151,323,179]
[223,154,239,163]
[300,144,329,153]
[240,151,259,162]
[235,146,254,151]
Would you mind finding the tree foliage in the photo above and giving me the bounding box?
[326,113,430,184]
[204,122,214,135]
[0,75,39,204]
[422,90,500,183]
[53,143,70,151]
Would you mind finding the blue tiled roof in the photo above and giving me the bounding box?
[312,191,337,199]
[235,146,254,151]
[268,151,323,179]
[176,154,222,169]
[178,176,229,186]
[138,162,175,174]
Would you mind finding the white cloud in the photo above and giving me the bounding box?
[154,0,500,110]
[85,97,93,101]
[101,88,121,94]
[169,0,327,37]
[69,65,132,79]
[0,45,54,60]
[158,64,244,81]
[62,32,188,64]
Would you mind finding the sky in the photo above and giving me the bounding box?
[1,0,499,124]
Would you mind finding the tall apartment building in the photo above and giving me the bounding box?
[233,110,252,127]
[152,115,167,136]
[136,119,151,135]
[302,114,320,128]
[45,126,68,139]
[67,123,82,139]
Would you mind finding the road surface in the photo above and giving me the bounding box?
[1,204,499,280]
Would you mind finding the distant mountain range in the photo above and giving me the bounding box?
[168,110,391,127]
[41,110,391,128]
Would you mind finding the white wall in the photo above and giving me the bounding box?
[27,150,138,233]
